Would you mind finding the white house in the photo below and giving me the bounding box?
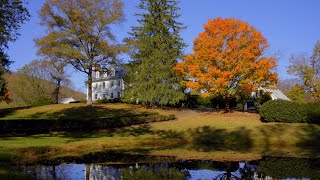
[88,66,125,101]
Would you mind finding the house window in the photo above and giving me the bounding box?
[102,94,106,99]
[117,92,120,98]
[96,71,100,78]
[95,94,98,99]
[118,80,121,86]
[111,93,113,99]
[112,69,115,76]
[111,81,114,87]
[103,72,108,77]
[103,82,105,89]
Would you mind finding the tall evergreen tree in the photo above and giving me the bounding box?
[124,0,186,106]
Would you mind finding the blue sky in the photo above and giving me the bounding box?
[7,0,320,92]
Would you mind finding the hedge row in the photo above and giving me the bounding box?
[259,100,320,123]
[0,113,176,133]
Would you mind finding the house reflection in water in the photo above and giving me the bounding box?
[86,164,121,180]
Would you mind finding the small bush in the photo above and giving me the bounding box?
[95,98,121,104]
[259,100,320,123]
[180,94,237,109]
[167,114,176,120]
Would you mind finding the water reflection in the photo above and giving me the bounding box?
[9,155,320,180]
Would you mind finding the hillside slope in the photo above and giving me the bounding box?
[4,73,85,106]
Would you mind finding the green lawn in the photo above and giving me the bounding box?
[0,103,168,120]
[0,102,14,109]
[0,103,319,163]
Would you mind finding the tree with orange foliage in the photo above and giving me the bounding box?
[173,18,278,109]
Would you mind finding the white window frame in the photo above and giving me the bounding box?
[103,72,108,77]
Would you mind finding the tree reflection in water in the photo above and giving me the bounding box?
[10,156,320,180]
[121,164,188,180]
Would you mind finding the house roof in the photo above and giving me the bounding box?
[93,66,125,82]
[59,97,76,104]
[261,88,291,101]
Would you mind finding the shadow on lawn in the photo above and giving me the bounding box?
[0,105,175,134]
[1,123,320,164]
[257,124,289,153]
[28,105,153,120]
[295,124,320,156]
[118,123,320,156]
[189,126,253,152]
[0,124,256,164]
[1,106,320,164]
[257,123,320,157]
[65,125,254,152]
[0,106,33,118]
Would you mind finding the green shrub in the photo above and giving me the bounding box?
[167,114,176,120]
[306,102,320,123]
[255,90,272,106]
[95,98,121,104]
[259,100,320,123]
[236,103,244,110]
[181,94,238,109]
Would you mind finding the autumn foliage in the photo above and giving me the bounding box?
[174,18,278,106]
[288,41,320,101]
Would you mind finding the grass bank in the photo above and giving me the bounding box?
[0,103,319,163]
[0,103,175,132]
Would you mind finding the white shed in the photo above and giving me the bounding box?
[59,98,77,104]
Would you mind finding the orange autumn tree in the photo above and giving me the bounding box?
[174,18,278,109]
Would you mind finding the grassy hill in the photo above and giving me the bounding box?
[0,103,319,163]
[59,86,86,101]
[4,73,86,106]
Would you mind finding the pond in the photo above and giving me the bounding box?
[5,152,320,180]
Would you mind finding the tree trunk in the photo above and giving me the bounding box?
[85,164,90,180]
[225,95,230,112]
[87,69,93,106]
[52,166,56,180]
[54,79,61,104]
